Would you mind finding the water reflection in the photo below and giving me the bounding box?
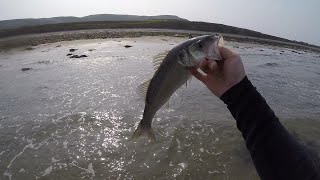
[0,38,319,179]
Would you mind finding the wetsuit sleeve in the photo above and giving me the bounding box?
[220,76,320,180]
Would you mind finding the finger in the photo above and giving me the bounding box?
[190,68,206,82]
[199,60,211,74]
[219,47,236,59]
[199,59,208,68]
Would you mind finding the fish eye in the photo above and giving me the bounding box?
[178,52,185,59]
[198,42,204,49]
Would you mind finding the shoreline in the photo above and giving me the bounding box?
[0,29,320,53]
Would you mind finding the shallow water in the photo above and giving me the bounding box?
[0,37,319,179]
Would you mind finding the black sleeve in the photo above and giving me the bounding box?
[220,76,320,180]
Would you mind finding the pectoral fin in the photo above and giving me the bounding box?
[136,79,151,102]
[185,69,192,87]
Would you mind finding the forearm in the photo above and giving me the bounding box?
[221,77,319,180]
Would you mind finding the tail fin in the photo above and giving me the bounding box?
[131,123,156,142]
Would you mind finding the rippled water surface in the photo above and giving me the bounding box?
[0,36,320,179]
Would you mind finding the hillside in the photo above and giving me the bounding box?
[0,20,286,40]
[0,14,187,30]
[0,14,319,51]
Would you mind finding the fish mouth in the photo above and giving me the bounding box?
[178,34,224,67]
[205,35,224,61]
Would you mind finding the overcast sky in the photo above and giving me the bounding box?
[1,0,319,45]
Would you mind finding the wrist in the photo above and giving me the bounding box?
[220,76,252,104]
[214,76,246,97]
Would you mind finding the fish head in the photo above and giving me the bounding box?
[178,34,224,67]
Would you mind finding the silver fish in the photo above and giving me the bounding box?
[132,34,224,141]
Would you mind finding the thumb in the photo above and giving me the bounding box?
[207,60,218,71]
[219,47,236,59]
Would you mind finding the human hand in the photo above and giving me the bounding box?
[190,47,246,97]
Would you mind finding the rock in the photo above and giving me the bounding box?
[70,55,88,58]
[56,45,62,47]
[88,49,95,51]
[21,68,32,71]
[124,45,132,48]
[38,61,50,64]
[264,62,279,67]
[70,55,80,58]
[259,49,264,51]
[69,48,78,52]
[291,50,298,53]
[67,53,73,56]
[25,47,35,50]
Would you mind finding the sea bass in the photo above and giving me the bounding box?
[132,34,224,141]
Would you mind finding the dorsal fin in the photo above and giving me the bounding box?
[152,50,169,70]
[136,79,151,101]
[136,51,169,101]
